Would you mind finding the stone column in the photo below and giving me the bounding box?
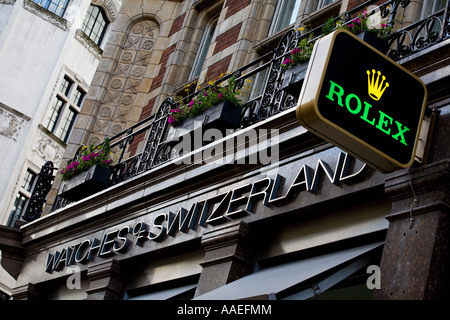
[0,226,24,280]
[11,283,39,300]
[86,259,124,300]
[195,221,255,297]
[375,160,450,299]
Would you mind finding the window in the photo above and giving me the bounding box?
[7,194,27,227]
[22,170,37,192]
[434,0,447,11]
[0,291,10,300]
[73,87,86,107]
[82,5,109,45]
[189,16,219,80]
[60,76,73,96]
[32,0,70,17]
[269,0,302,35]
[421,0,446,19]
[419,0,446,38]
[44,74,86,143]
[56,107,77,142]
[7,170,37,228]
[317,0,336,10]
[45,97,65,133]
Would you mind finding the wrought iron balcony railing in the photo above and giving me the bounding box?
[28,0,449,215]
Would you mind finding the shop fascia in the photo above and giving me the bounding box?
[45,151,369,273]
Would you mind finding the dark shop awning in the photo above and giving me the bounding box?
[127,283,197,300]
[194,242,383,300]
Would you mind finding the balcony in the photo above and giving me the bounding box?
[24,0,450,218]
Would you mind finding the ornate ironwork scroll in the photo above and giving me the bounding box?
[22,161,56,222]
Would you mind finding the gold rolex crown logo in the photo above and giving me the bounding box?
[366,69,389,101]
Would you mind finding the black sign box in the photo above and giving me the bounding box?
[297,29,427,173]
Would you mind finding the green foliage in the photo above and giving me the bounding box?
[60,137,114,181]
[169,76,249,126]
[281,38,315,68]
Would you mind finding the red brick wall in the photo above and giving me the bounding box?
[225,0,252,19]
[150,44,176,92]
[347,0,389,10]
[127,97,157,156]
[213,22,242,55]
[169,12,186,37]
[140,96,156,121]
[205,55,232,83]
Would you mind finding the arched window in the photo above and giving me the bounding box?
[189,16,219,80]
[82,5,109,46]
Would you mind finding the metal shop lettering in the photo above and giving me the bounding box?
[45,151,368,273]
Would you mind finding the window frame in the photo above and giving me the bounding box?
[188,15,219,81]
[44,73,86,143]
[31,0,70,17]
[7,169,37,227]
[81,5,109,46]
[316,0,337,10]
[268,0,302,36]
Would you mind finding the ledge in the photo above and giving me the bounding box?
[19,109,311,247]
[23,0,68,31]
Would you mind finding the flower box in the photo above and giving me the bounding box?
[167,100,242,146]
[357,30,387,53]
[281,62,309,97]
[59,164,111,202]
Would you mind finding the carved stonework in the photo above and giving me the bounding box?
[75,29,103,59]
[33,130,64,167]
[23,0,68,31]
[0,104,27,142]
[0,0,16,5]
[92,0,121,22]
[93,19,159,136]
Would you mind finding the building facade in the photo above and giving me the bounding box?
[0,0,449,300]
[0,0,121,227]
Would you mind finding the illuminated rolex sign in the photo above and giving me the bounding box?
[297,29,427,173]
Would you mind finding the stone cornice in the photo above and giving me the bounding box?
[92,0,121,22]
[23,0,68,31]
